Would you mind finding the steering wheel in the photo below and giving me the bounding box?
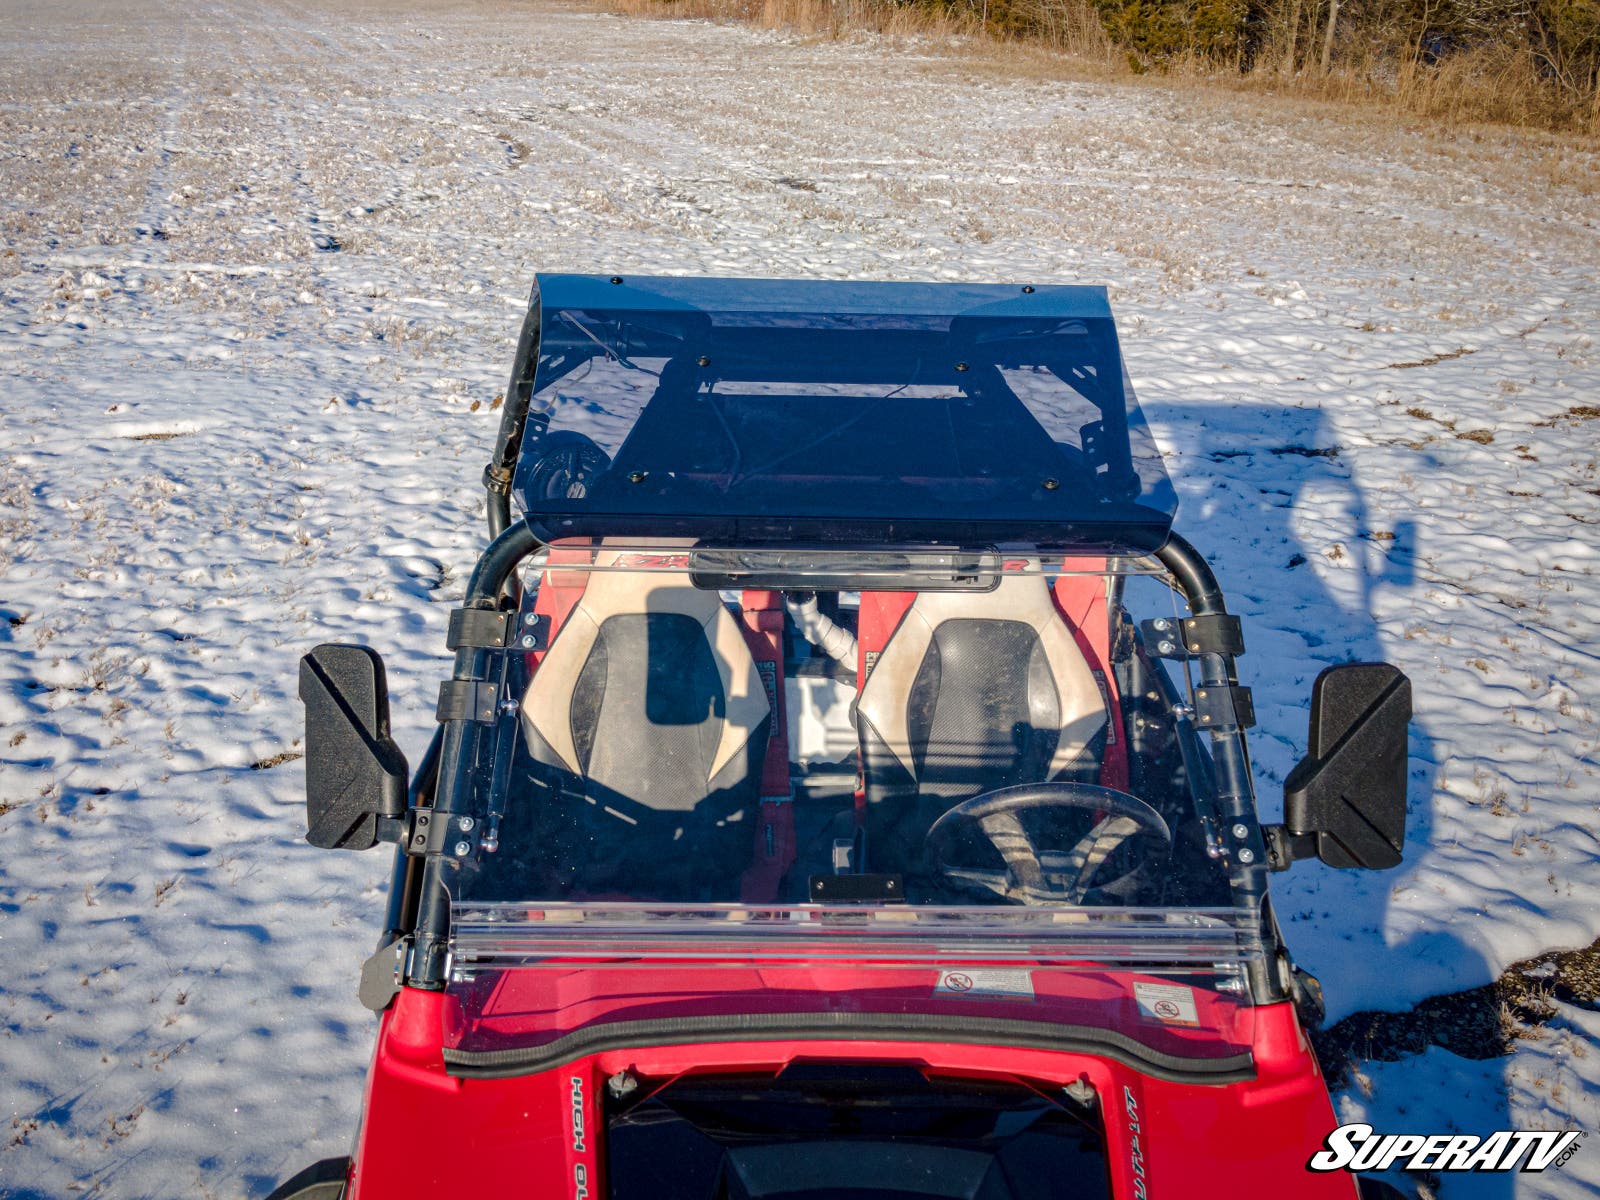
[924,782,1172,905]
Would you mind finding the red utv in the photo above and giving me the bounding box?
[270,277,1413,1200]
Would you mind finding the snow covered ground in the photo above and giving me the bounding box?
[1,0,1597,1195]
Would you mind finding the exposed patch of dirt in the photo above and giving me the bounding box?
[1313,937,1600,1090]
[249,751,303,770]
[1534,404,1600,426]
[8,1115,40,1149]
[1207,445,1344,461]
[1386,346,1476,369]
[1270,444,1341,458]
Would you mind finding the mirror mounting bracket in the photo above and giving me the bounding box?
[1140,614,1245,661]
[1261,825,1318,872]
[387,808,479,861]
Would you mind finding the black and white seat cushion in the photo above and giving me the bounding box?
[519,552,771,897]
[856,566,1108,875]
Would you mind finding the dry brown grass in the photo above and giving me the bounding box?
[603,0,1599,136]
[1239,42,1600,135]
[605,0,1113,48]
[608,0,970,39]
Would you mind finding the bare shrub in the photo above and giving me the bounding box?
[605,0,1599,130]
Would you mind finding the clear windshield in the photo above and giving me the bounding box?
[439,544,1262,1067]
[449,545,1246,914]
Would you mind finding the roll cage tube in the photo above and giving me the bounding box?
[485,291,543,538]
[1155,533,1284,1002]
[410,519,543,986]
[398,524,1287,998]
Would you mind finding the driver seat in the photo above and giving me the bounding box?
[855,566,1109,875]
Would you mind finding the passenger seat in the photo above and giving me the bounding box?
[520,551,772,897]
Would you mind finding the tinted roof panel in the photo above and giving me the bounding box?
[512,274,1176,550]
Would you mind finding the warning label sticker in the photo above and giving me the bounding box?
[934,969,1035,1001]
[1134,982,1200,1027]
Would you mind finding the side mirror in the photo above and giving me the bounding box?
[298,644,409,850]
[1275,662,1411,870]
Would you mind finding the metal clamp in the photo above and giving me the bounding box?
[397,809,479,859]
[1193,684,1256,731]
[436,680,498,724]
[1178,614,1244,657]
[482,462,514,497]
[446,607,515,651]
[400,809,449,855]
[1141,614,1244,660]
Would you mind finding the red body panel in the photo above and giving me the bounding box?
[738,588,792,799]
[443,962,1252,1062]
[526,548,592,667]
[737,589,798,902]
[348,987,1356,1199]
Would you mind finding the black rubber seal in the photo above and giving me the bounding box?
[442,1011,1255,1085]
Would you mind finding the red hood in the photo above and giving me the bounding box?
[342,973,1357,1200]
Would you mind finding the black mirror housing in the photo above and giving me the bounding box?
[298,644,409,850]
[1281,662,1411,870]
